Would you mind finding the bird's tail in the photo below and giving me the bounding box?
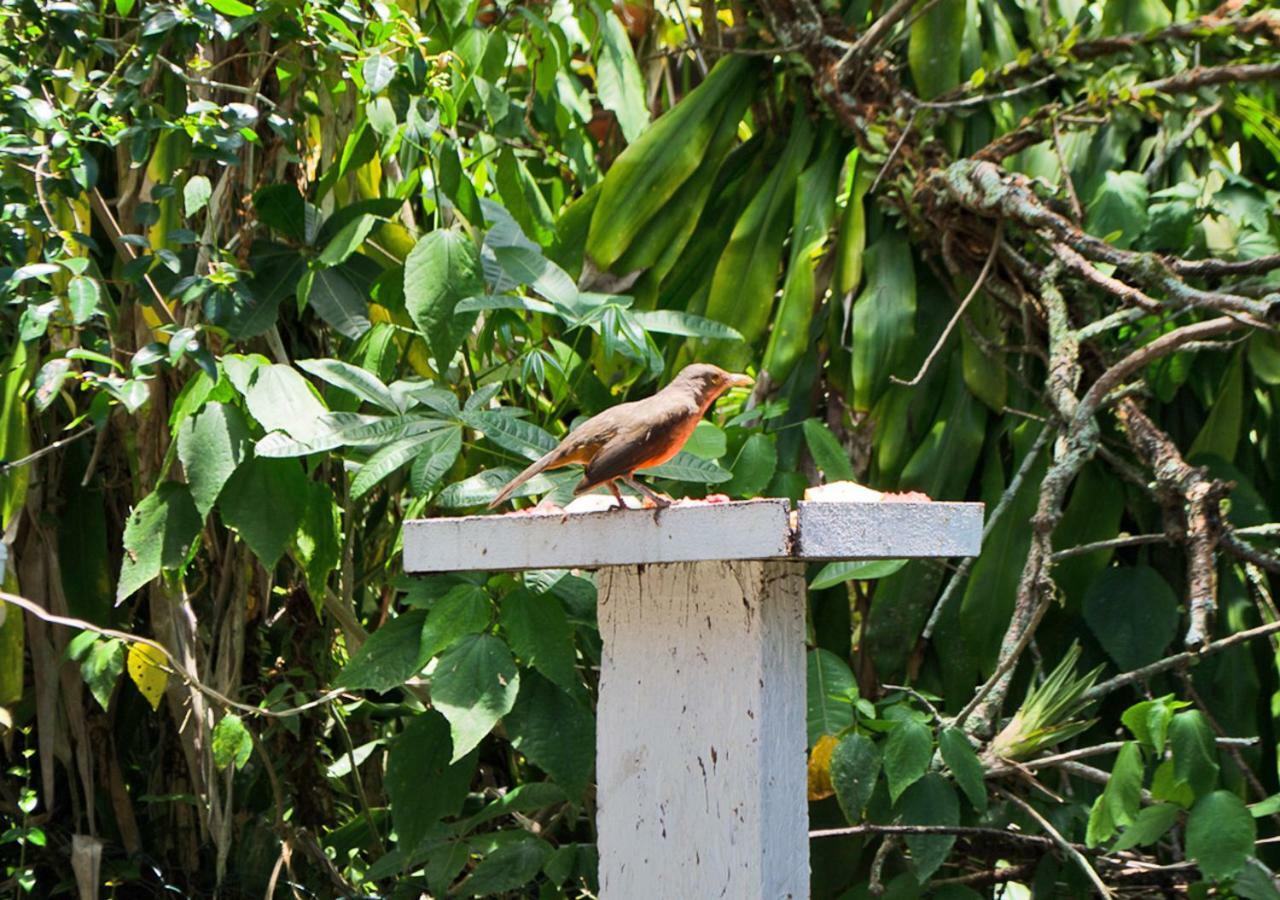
[487,448,562,509]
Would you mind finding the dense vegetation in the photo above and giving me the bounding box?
[2,0,1280,895]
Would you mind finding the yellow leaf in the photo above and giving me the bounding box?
[127,643,168,711]
[808,733,839,801]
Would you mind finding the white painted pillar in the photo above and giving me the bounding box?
[597,561,807,900]
[402,498,983,900]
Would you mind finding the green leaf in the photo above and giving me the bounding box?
[212,714,253,770]
[723,433,777,497]
[592,8,649,142]
[67,276,102,324]
[1083,565,1179,671]
[807,649,855,747]
[411,427,463,496]
[117,482,203,602]
[897,773,960,882]
[1103,741,1145,830]
[459,832,555,897]
[217,458,307,568]
[641,451,732,484]
[631,310,743,341]
[253,184,306,242]
[177,402,250,519]
[294,480,340,602]
[207,0,254,16]
[242,363,328,439]
[1112,803,1180,852]
[491,245,577,307]
[420,584,492,661]
[802,418,856,483]
[1170,710,1220,800]
[1188,350,1244,462]
[404,230,483,369]
[810,559,908,591]
[1186,791,1256,881]
[1250,794,1280,819]
[386,711,477,858]
[297,358,402,413]
[1085,171,1149,250]
[683,421,727,460]
[883,718,932,804]
[462,410,558,462]
[830,732,881,821]
[939,728,986,812]
[307,266,371,340]
[504,671,594,798]
[499,589,577,693]
[318,214,379,267]
[362,52,397,94]
[432,634,520,761]
[1121,695,1188,755]
[338,610,429,691]
[852,233,917,410]
[183,175,212,216]
[908,0,965,99]
[351,432,441,499]
[80,638,124,710]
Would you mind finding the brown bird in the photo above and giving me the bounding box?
[488,364,753,510]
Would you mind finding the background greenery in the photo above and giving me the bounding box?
[2,0,1279,895]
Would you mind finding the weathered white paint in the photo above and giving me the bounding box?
[795,501,983,559]
[404,499,793,572]
[404,499,982,573]
[597,561,808,900]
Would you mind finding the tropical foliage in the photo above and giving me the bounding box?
[1,0,1280,895]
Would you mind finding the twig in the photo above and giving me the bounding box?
[1167,253,1280,278]
[1084,619,1280,701]
[1144,101,1221,185]
[1050,533,1170,561]
[893,219,1004,387]
[1,590,344,719]
[836,0,918,77]
[86,186,177,327]
[908,74,1058,111]
[868,109,918,197]
[155,55,279,110]
[810,823,1057,849]
[1050,119,1083,221]
[995,786,1114,899]
[920,423,1052,642]
[0,426,93,472]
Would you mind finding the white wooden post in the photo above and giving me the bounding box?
[403,498,982,900]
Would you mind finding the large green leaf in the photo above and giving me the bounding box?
[939,727,986,812]
[908,0,966,100]
[431,634,520,761]
[404,230,484,369]
[1083,566,1179,671]
[306,266,371,340]
[591,7,649,142]
[177,402,250,519]
[830,732,880,821]
[1186,791,1256,881]
[883,718,932,803]
[386,711,477,859]
[897,773,960,882]
[851,233,917,411]
[504,671,594,798]
[499,589,577,693]
[337,610,430,692]
[116,482,202,602]
[807,648,855,747]
[243,363,328,439]
[217,458,308,568]
[1086,171,1149,250]
[420,584,492,661]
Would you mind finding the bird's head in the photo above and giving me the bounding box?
[671,364,754,407]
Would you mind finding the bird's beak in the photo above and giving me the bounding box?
[727,373,754,388]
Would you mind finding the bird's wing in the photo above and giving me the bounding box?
[487,409,621,508]
[575,401,695,494]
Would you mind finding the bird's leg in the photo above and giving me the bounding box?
[606,481,627,511]
[624,476,671,509]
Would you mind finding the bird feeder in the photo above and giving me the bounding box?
[404,496,982,898]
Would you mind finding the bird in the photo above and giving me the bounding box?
[488,363,753,510]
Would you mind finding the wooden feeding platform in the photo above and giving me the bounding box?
[404,495,983,899]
